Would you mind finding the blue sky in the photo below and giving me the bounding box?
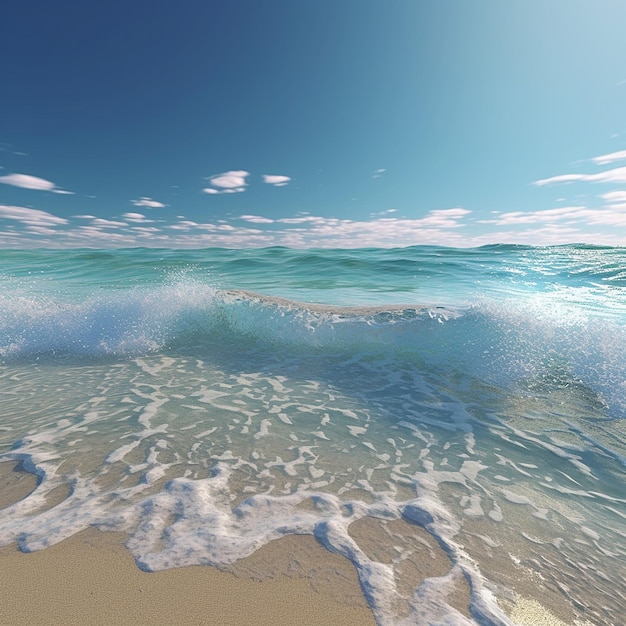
[2,0,626,248]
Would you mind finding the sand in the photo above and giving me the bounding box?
[1,460,571,626]
[0,528,376,626]
[0,460,375,626]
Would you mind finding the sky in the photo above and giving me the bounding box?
[2,0,626,249]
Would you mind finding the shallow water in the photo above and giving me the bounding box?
[1,245,625,624]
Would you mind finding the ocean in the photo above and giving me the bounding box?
[1,244,625,625]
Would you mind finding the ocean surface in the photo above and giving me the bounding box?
[1,245,625,625]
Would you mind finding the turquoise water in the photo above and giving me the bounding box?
[1,245,625,624]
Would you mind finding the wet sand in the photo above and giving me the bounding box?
[0,458,577,626]
[0,528,376,626]
[0,461,374,626]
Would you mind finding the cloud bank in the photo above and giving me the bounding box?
[2,149,626,249]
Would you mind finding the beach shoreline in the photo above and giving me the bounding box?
[0,462,374,625]
[0,527,376,626]
[0,450,578,626]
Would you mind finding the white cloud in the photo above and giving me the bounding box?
[91,218,128,228]
[278,216,327,225]
[25,226,58,235]
[600,190,626,204]
[0,172,73,194]
[122,212,151,223]
[0,204,68,226]
[483,206,585,225]
[483,204,626,228]
[6,197,626,249]
[418,208,471,227]
[212,170,249,188]
[71,227,137,244]
[534,166,626,186]
[372,168,386,179]
[131,226,160,234]
[592,150,626,165]
[264,208,474,247]
[275,208,470,232]
[262,174,291,187]
[204,170,249,194]
[131,197,167,208]
[1,206,476,249]
[371,208,398,217]
[468,226,586,247]
[239,214,275,224]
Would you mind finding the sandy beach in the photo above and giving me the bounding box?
[0,459,579,626]
[0,461,376,625]
[0,527,376,626]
